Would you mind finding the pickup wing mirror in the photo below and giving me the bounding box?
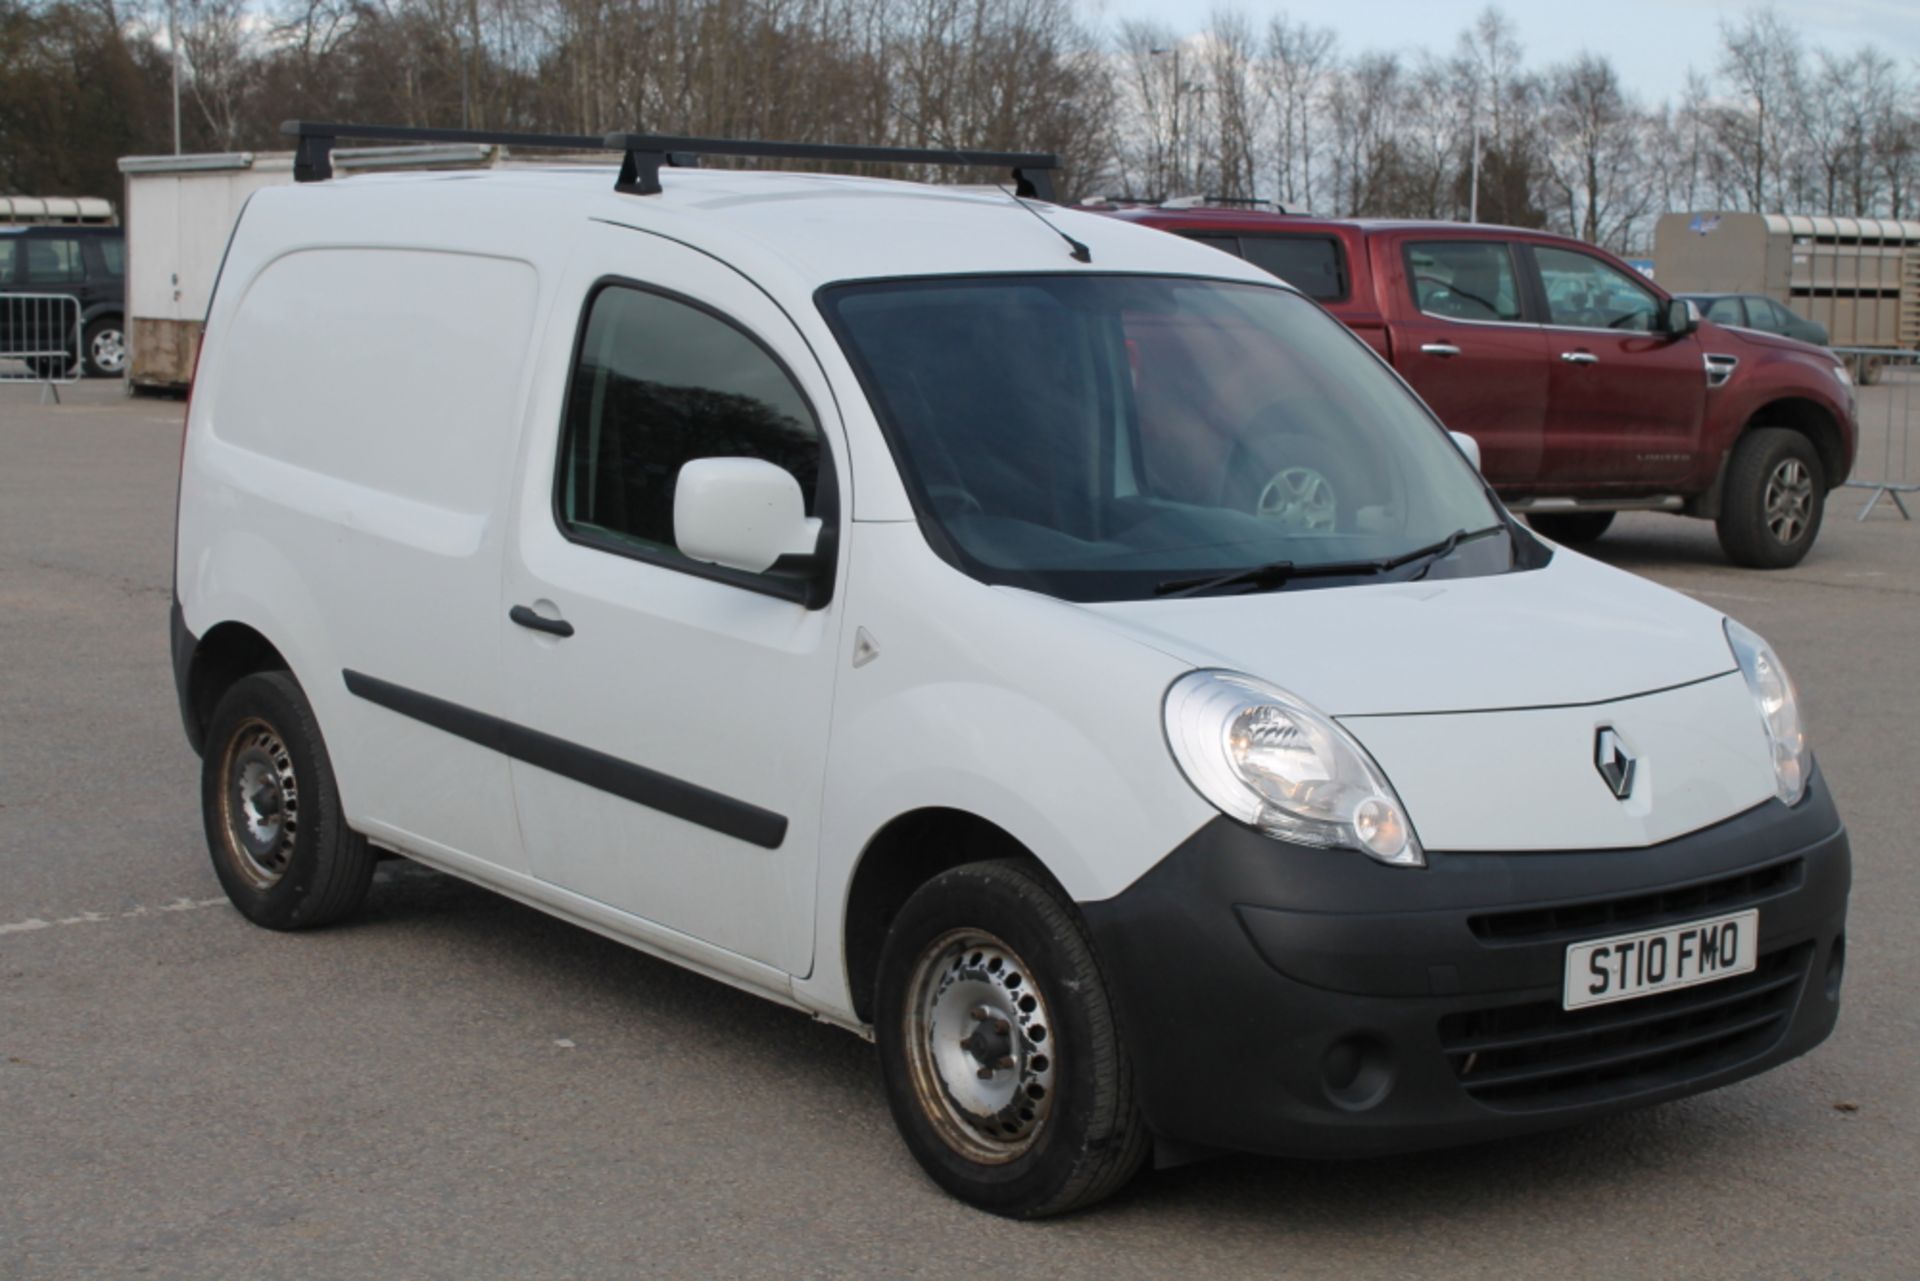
[1659,297,1699,338]
[1449,431,1482,472]
[674,457,822,576]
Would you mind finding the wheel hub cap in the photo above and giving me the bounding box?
[1764,459,1812,544]
[92,329,126,372]
[221,720,299,888]
[905,930,1057,1163]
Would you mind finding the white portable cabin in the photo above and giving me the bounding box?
[1653,211,1920,349]
[116,144,513,389]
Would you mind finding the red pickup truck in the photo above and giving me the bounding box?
[1098,206,1858,567]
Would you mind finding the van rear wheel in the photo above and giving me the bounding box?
[875,859,1149,1218]
[1716,428,1825,568]
[201,670,374,930]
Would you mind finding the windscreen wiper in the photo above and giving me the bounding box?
[1153,524,1508,599]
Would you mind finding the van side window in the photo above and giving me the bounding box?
[1406,241,1522,322]
[558,284,822,562]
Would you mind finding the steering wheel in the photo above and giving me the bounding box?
[1253,465,1338,532]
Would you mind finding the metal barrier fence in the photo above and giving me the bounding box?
[0,292,82,403]
[1836,346,1917,520]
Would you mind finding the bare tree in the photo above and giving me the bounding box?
[1713,7,1803,210]
[1203,10,1260,200]
[1541,52,1651,249]
[178,0,256,148]
[1261,14,1334,210]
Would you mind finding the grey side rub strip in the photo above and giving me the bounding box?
[341,670,788,850]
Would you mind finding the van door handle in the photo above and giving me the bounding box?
[1420,342,1461,357]
[1560,351,1599,364]
[509,604,574,638]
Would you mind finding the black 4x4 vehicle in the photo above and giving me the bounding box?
[0,225,127,377]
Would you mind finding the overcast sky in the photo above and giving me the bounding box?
[1088,0,1920,100]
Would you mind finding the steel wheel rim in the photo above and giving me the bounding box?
[217,717,299,890]
[1255,466,1337,532]
[91,328,126,373]
[902,929,1057,1164]
[1764,458,1813,544]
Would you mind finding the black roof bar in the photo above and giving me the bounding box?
[282,121,609,183]
[603,133,1060,202]
[279,121,1063,201]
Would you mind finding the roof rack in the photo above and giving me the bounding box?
[279,121,1061,201]
[282,121,610,183]
[602,133,1059,201]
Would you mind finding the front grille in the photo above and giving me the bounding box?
[1470,858,1804,946]
[1439,942,1813,1111]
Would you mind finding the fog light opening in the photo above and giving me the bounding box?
[1825,934,1846,1002]
[1320,1034,1395,1112]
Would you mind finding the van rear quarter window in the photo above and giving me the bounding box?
[212,248,536,513]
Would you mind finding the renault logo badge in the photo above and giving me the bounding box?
[1594,727,1636,800]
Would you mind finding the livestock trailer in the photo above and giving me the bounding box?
[1654,211,1920,350]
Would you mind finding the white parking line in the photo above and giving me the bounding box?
[0,895,228,936]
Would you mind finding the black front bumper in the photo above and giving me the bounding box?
[1080,770,1850,1160]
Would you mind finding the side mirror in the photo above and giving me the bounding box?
[1449,431,1482,472]
[674,457,822,575]
[1659,297,1698,338]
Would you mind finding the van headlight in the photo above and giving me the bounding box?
[1724,619,1810,806]
[1163,670,1423,867]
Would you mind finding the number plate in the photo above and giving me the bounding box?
[1563,909,1759,1011]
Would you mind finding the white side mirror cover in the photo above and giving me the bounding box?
[1450,431,1482,472]
[674,457,822,574]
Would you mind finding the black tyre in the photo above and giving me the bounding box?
[201,670,375,930]
[875,859,1149,1218]
[82,316,126,378]
[1716,428,1826,569]
[1526,511,1615,545]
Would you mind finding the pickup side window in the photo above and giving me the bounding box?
[1534,245,1660,332]
[1177,231,1349,302]
[557,282,823,568]
[1405,241,1522,322]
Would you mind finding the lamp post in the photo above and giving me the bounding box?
[168,0,181,154]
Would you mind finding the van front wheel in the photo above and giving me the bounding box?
[201,670,374,929]
[875,860,1149,1218]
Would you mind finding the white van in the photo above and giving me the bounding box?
[171,126,1851,1218]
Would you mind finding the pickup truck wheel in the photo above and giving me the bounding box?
[1526,512,1614,545]
[1716,428,1825,569]
[875,859,1148,1218]
[201,670,375,930]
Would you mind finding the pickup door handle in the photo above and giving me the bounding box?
[509,604,574,638]
[1560,351,1600,365]
[1420,342,1461,357]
